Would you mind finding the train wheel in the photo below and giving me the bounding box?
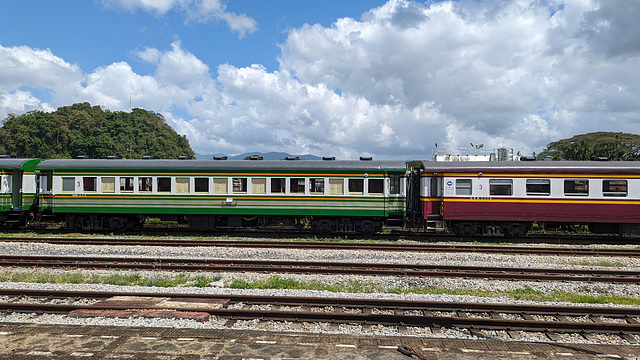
[107,216,128,231]
[357,219,381,235]
[449,221,477,237]
[312,219,334,234]
[67,215,84,230]
[257,216,271,228]
[294,218,307,231]
[502,222,530,238]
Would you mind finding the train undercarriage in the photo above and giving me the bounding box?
[53,213,386,235]
[446,220,640,238]
[14,211,640,238]
[447,220,531,238]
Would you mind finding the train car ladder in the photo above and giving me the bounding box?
[426,220,445,231]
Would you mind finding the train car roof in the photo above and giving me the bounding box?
[420,160,640,173]
[37,159,407,172]
[0,158,43,171]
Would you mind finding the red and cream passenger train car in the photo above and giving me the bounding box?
[419,161,640,238]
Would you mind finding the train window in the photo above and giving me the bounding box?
[157,177,171,193]
[310,178,324,195]
[329,178,344,195]
[489,179,512,196]
[213,178,228,194]
[369,179,384,195]
[602,179,627,197]
[429,178,439,197]
[564,179,588,196]
[233,178,247,194]
[175,178,190,194]
[252,178,266,194]
[389,175,402,195]
[101,177,115,193]
[194,178,209,193]
[139,177,152,193]
[271,178,285,194]
[455,179,472,195]
[83,177,97,192]
[348,179,364,195]
[45,172,53,192]
[62,177,74,192]
[120,177,134,192]
[526,179,550,195]
[290,178,305,194]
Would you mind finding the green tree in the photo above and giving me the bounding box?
[539,132,640,161]
[0,103,194,159]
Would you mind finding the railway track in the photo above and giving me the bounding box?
[1,288,639,343]
[1,235,638,257]
[5,224,632,244]
[1,254,639,283]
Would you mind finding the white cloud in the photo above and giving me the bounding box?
[3,0,640,159]
[0,44,82,117]
[186,0,258,38]
[149,42,211,92]
[102,0,176,14]
[0,44,82,90]
[102,0,257,38]
[0,89,53,117]
[276,0,640,156]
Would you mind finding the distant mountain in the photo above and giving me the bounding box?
[195,152,322,160]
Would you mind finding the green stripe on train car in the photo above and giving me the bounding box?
[47,194,404,216]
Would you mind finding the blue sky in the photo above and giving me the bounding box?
[1,1,385,74]
[1,0,640,159]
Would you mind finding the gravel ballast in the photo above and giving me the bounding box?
[0,238,639,344]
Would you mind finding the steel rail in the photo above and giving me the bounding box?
[1,288,639,316]
[1,255,640,283]
[0,289,639,334]
[0,236,637,257]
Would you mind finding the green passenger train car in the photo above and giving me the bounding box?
[36,159,407,233]
[0,158,43,227]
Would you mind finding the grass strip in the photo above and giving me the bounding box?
[1,271,638,306]
[227,276,640,306]
[0,271,221,288]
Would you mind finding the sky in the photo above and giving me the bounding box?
[1,0,639,160]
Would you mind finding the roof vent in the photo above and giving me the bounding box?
[285,156,300,160]
[248,155,264,160]
[213,156,228,160]
[106,155,122,159]
[142,155,157,160]
[178,155,191,160]
[359,157,372,161]
[322,157,335,161]
[76,155,90,159]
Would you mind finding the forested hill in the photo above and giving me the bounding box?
[0,103,194,159]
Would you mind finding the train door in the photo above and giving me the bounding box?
[425,177,443,218]
[386,173,405,227]
[0,174,7,209]
[39,171,54,210]
[11,171,22,210]
[421,174,444,230]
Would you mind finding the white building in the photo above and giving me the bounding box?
[433,146,519,161]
